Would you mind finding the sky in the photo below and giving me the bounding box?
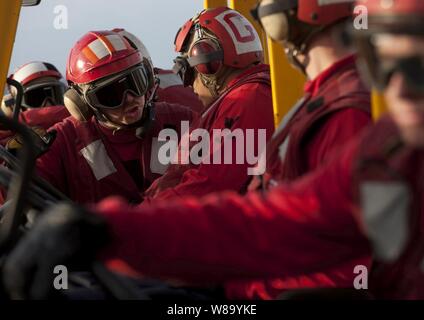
[9,0,205,76]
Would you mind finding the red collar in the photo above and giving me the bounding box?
[96,119,140,144]
[226,64,270,88]
[304,54,357,97]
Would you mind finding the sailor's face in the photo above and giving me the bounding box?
[101,92,145,126]
[192,72,214,108]
[377,35,424,148]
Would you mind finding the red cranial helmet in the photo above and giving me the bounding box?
[174,7,263,75]
[9,61,66,109]
[253,0,354,43]
[66,30,144,84]
[354,0,424,92]
[64,30,156,127]
[251,0,354,72]
[111,28,154,67]
[356,0,424,33]
[11,61,63,85]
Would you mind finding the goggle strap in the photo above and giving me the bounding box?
[24,82,66,92]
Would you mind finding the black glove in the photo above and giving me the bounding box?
[6,127,57,158]
[2,202,110,300]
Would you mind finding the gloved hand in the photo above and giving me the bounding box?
[2,202,110,300]
[6,127,56,158]
[1,94,15,118]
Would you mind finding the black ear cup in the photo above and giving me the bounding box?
[64,88,93,122]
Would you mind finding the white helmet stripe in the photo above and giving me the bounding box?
[214,9,262,55]
[13,62,48,83]
[88,39,110,61]
[106,34,127,51]
[87,35,127,62]
[115,29,154,66]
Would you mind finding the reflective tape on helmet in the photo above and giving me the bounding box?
[83,34,129,64]
[80,140,117,180]
[214,10,262,55]
[114,29,154,66]
[13,62,48,83]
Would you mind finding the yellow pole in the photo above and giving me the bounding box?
[204,0,228,8]
[217,1,305,126]
[267,40,305,127]
[372,89,388,120]
[230,1,304,127]
[0,0,22,94]
[228,0,269,63]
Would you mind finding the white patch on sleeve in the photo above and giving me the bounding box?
[80,140,117,180]
[150,137,170,175]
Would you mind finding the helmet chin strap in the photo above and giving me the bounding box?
[285,44,310,74]
[199,66,235,100]
[285,24,326,75]
[199,74,219,98]
[285,19,346,76]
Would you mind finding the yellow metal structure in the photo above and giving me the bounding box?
[0,0,22,94]
[228,0,268,63]
[213,0,305,127]
[372,90,388,120]
[267,40,305,126]
[204,0,228,8]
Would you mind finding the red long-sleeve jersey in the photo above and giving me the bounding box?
[95,133,371,285]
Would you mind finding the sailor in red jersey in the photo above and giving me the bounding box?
[0,61,69,144]
[34,30,195,204]
[227,0,372,299]
[142,7,275,202]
